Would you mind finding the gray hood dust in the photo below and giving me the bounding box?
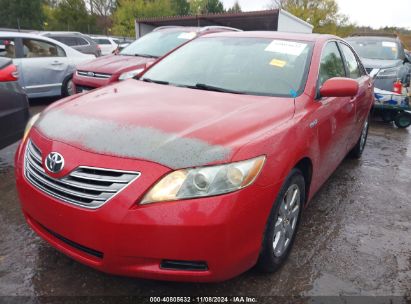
[35,109,231,169]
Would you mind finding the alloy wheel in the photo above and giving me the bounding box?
[272,184,301,257]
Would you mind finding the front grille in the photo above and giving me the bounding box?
[77,70,111,79]
[24,140,141,209]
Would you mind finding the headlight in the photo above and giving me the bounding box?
[22,113,40,143]
[141,156,266,204]
[118,68,144,81]
[376,67,399,78]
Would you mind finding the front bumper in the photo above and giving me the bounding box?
[72,72,117,92]
[15,131,279,282]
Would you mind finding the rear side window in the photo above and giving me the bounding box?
[75,37,89,46]
[340,43,361,79]
[22,39,66,58]
[0,38,17,58]
[52,36,76,46]
[319,42,345,86]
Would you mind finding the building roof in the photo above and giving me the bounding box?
[136,10,281,31]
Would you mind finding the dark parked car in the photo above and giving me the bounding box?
[346,34,411,91]
[40,32,101,57]
[0,57,29,149]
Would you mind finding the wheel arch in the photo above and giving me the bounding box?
[293,157,313,206]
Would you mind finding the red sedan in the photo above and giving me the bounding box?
[15,32,374,282]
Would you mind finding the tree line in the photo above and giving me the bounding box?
[0,0,240,37]
[0,0,409,42]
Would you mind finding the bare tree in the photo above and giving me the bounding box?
[88,0,116,35]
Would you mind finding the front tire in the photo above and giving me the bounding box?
[257,169,305,273]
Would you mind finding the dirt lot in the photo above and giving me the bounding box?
[0,101,410,303]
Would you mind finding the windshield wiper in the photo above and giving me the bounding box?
[134,53,158,59]
[187,83,246,95]
[142,78,169,85]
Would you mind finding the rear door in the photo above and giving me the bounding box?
[20,37,70,97]
[339,42,373,149]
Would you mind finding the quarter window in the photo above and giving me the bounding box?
[319,42,345,86]
[340,43,361,79]
[75,37,89,46]
[22,39,66,58]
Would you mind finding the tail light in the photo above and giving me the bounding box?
[0,64,19,82]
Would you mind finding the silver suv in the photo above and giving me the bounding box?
[40,32,101,57]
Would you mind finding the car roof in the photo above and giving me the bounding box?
[39,31,84,36]
[197,31,338,42]
[0,31,75,43]
[153,25,241,33]
[0,31,51,39]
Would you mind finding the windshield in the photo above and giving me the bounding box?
[347,39,400,60]
[120,30,197,58]
[141,37,313,97]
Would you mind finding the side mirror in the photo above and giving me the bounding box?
[320,77,359,98]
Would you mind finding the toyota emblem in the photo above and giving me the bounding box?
[45,152,65,174]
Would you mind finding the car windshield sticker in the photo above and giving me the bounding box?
[382,41,397,48]
[270,59,287,68]
[265,40,307,56]
[178,32,197,40]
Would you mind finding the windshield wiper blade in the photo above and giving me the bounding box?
[142,78,169,85]
[190,83,246,95]
[134,53,158,59]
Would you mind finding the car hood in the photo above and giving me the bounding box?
[75,54,155,75]
[360,58,403,69]
[35,81,295,169]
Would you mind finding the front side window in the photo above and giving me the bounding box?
[0,38,17,58]
[120,30,198,58]
[319,42,346,86]
[142,37,313,97]
[340,43,361,79]
[22,39,65,58]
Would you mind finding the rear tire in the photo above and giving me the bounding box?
[350,115,370,159]
[394,112,411,129]
[62,74,75,97]
[256,168,305,273]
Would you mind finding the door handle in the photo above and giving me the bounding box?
[51,61,63,66]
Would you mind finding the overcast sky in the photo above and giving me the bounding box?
[221,0,410,29]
